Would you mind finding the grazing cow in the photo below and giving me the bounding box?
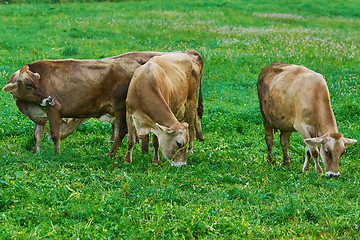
[125,50,204,166]
[3,52,166,156]
[257,61,357,177]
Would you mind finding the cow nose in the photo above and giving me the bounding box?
[326,172,340,178]
[171,162,187,167]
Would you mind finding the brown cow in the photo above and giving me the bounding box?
[3,52,166,156]
[257,61,357,177]
[125,50,204,166]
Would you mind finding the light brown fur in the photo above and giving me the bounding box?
[257,61,357,177]
[125,50,204,166]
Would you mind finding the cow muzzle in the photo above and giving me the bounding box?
[171,161,187,167]
[326,171,340,178]
[41,96,55,107]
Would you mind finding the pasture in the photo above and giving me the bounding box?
[0,0,359,238]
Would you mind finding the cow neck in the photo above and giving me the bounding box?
[148,97,179,128]
[140,84,179,129]
[316,106,338,137]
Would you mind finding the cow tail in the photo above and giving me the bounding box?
[197,71,204,120]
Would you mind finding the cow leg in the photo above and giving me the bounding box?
[308,146,323,175]
[188,125,195,155]
[33,124,46,154]
[108,119,120,157]
[108,122,127,157]
[124,113,136,163]
[141,134,150,154]
[108,108,127,158]
[195,114,204,142]
[110,122,115,142]
[297,126,324,175]
[152,135,160,165]
[280,131,292,166]
[124,132,136,164]
[302,146,312,172]
[47,108,61,154]
[264,122,274,164]
[185,101,197,155]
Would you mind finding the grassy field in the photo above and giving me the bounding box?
[0,0,360,239]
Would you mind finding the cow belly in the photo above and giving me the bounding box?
[262,104,296,132]
[60,103,114,118]
[266,114,296,132]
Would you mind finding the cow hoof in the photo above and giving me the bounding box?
[124,153,132,164]
[196,135,204,142]
[107,152,115,158]
[267,160,274,165]
[282,161,291,167]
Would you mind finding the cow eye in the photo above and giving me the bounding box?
[25,82,33,89]
[324,149,329,155]
[176,141,183,148]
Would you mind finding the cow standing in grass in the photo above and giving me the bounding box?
[125,50,204,166]
[257,61,357,177]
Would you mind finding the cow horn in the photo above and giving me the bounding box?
[181,122,189,129]
[34,73,40,79]
[20,65,30,74]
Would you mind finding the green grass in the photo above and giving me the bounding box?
[1,0,360,239]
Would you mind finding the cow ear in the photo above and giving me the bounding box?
[304,137,324,147]
[343,138,357,148]
[2,82,19,92]
[156,123,174,134]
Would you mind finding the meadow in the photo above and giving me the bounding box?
[0,0,360,239]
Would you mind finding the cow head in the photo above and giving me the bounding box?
[155,122,189,167]
[305,133,357,177]
[3,66,54,107]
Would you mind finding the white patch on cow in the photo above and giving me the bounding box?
[40,98,48,107]
[325,171,340,177]
[17,70,31,81]
[327,136,336,148]
[40,96,55,107]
